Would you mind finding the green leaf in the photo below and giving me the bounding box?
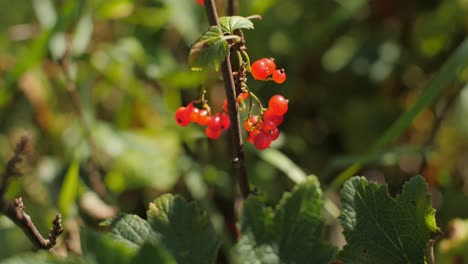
[189,26,228,71]
[236,177,337,264]
[147,194,220,264]
[338,176,438,263]
[103,214,155,247]
[219,16,254,34]
[59,160,80,218]
[81,229,137,264]
[131,242,177,264]
[330,37,468,190]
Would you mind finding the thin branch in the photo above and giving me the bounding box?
[204,0,250,198]
[0,135,63,250]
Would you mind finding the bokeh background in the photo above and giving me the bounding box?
[0,0,467,262]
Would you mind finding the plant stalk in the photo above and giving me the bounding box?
[204,0,250,198]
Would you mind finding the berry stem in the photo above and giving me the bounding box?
[203,0,250,199]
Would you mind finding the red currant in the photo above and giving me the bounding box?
[262,121,277,133]
[207,114,222,130]
[254,132,271,150]
[272,69,286,84]
[197,109,210,126]
[268,95,288,115]
[260,58,276,74]
[248,128,261,144]
[250,59,270,80]
[237,92,249,102]
[263,109,284,126]
[267,126,280,141]
[219,112,230,130]
[189,107,200,123]
[205,127,221,139]
[175,107,191,127]
[244,115,259,131]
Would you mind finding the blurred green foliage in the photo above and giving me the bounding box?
[0,0,467,262]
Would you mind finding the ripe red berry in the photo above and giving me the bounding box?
[267,126,280,141]
[260,58,276,74]
[207,114,222,130]
[197,109,210,126]
[196,0,204,5]
[250,59,270,80]
[248,129,261,144]
[237,92,249,102]
[263,109,284,126]
[175,107,191,127]
[205,127,221,139]
[268,95,288,115]
[254,132,272,150]
[262,121,277,134]
[244,115,259,131]
[189,107,200,123]
[272,69,286,84]
[219,112,230,130]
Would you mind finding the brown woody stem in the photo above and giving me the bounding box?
[204,0,250,198]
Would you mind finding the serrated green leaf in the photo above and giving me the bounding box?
[338,176,438,264]
[147,194,220,264]
[219,16,254,34]
[236,177,337,264]
[104,214,155,248]
[189,26,228,71]
[131,242,177,264]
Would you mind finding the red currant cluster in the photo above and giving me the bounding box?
[245,95,288,149]
[175,103,230,139]
[250,58,286,84]
[175,57,288,150]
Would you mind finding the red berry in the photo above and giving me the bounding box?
[205,127,221,139]
[268,95,288,115]
[267,127,280,141]
[244,115,259,131]
[250,59,270,80]
[263,109,284,126]
[219,112,230,130]
[196,0,204,5]
[207,114,222,130]
[237,92,249,102]
[197,109,210,126]
[189,107,200,123]
[260,58,276,74]
[175,107,191,127]
[248,128,261,144]
[254,132,271,150]
[272,69,286,84]
[262,121,277,133]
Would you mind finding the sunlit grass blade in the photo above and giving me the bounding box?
[329,37,468,191]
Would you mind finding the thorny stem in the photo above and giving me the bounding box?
[204,0,250,198]
[0,135,64,250]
